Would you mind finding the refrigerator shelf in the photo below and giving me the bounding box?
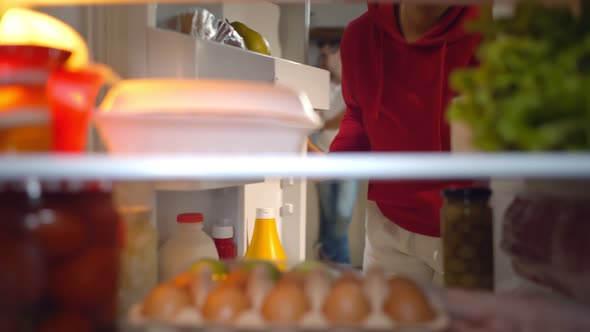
[0,152,589,181]
[18,0,492,5]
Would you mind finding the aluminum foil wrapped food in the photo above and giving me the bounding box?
[159,7,246,50]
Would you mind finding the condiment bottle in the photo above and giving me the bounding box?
[441,187,494,290]
[212,225,237,260]
[244,208,287,270]
[159,213,218,281]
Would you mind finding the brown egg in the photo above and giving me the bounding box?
[27,208,86,260]
[322,274,370,325]
[383,277,436,324]
[172,272,193,290]
[202,285,250,323]
[223,269,250,290]
[50,247,118,310]
[261,281,310,324]
[39,311,92,332]
[142,284,192,321]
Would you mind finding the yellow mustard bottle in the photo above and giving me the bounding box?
[244,207,287,270]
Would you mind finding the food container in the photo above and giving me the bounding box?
[0,180,122,331]
[0,9,118,153]
[126,259,449,332]
[0,45,70,152]
[441,187,494,290]
[118,206,158,319]
[94,79,322,154]
[501,179,590,304]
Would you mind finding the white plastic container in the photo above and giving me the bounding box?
[159,212,218,281]
[94,79,322,154]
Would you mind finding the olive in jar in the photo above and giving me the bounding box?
[441,187,494,290]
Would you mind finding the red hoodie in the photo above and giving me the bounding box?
[330,4,482,237]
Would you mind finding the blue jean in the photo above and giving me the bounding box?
[317,180,359,264]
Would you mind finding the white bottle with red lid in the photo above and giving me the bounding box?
[158,212,218,281]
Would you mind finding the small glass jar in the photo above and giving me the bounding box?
[441,187,494,290]
[117,205,158,318]
[0,180,121,331]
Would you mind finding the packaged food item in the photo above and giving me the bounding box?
[118,206,158,318]
[0,9,118,153]
[159,7,246,49]
[94,79,321,155]
[212,225,237,260]
[501,179,590,304]
[244,208,287,271]
[442,187,494,290]
[0,45,67,152]
[129,258,449,331]
[0,180,121,331]
[159,213,218,282]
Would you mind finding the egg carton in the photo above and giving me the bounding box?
[128,266,449,332]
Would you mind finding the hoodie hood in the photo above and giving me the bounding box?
[367,3,480,122]
[368,4,477,46]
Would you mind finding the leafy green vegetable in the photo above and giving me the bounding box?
[448,1,590,151]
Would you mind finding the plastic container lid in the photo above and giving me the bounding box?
[212,225,233,239]
[177,213,204,223]
[256,208,275,220]
[98,79,321,129]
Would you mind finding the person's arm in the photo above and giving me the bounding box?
[329,27,370,153]
[323,110,345,130]
[307,139,324,154]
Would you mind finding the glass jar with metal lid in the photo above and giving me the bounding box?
[441,187,494,290]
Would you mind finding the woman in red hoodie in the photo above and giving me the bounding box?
[330,4,481,284]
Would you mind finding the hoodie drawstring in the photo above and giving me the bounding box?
[436,40,448,150]
[374,30,385,120]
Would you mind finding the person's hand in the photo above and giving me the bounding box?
[307,139,324,154]
[445,289,590,332]
[323,111,345,130]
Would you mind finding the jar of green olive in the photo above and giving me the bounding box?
[441,187,494,290]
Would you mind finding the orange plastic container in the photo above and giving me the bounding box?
[0,44,111,152]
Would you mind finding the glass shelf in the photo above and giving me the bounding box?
[22,0,489,5]
[0,152,588,181]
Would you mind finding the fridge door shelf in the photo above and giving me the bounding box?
[146,27,330,111]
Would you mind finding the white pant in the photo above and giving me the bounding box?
[363,201,444,286]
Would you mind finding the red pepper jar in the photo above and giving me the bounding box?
[212,225,237,260]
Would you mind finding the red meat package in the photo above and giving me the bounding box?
[501,196,590,304]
